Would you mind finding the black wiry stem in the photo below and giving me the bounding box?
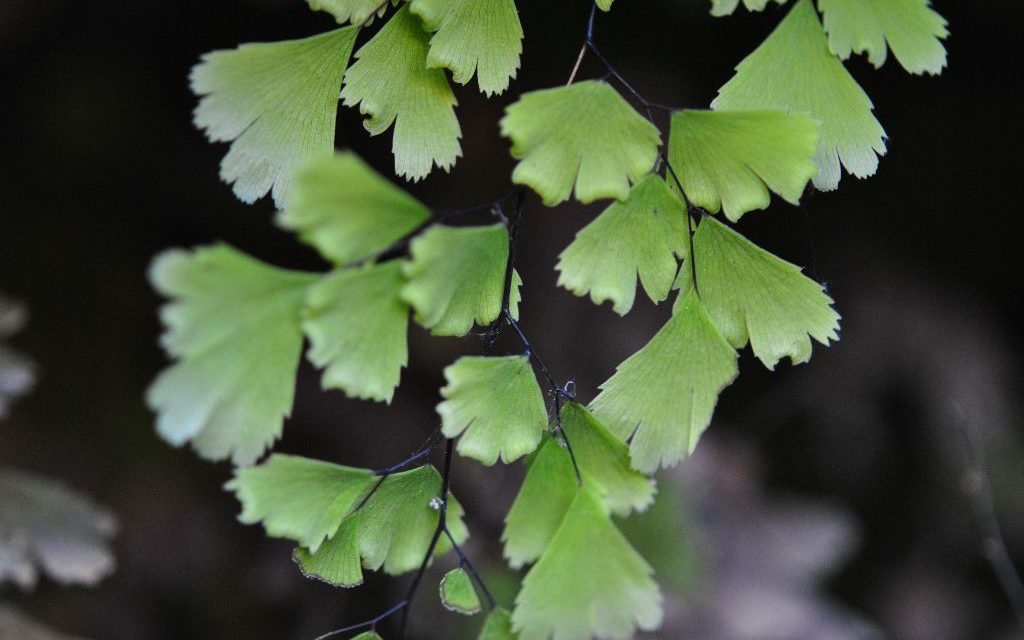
[313,600,408,640]
[371,429,442,476]
[443,526,498,610]
[318,4,719,637]
[397,438,455,638]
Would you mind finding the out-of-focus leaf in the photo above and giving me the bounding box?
[478,607,515,639]
[0,294,35,419]
[146,245,316,465]
[303,261,411,403]
[278,152,431,266]
[0,467,117,590]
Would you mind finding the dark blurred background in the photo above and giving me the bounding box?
[1,1,1022,639]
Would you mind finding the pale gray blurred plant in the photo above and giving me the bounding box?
[0,467,118,590]
[0,294,35,419]
[0,294,114,640]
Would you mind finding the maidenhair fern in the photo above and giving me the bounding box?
[150,1,950,637]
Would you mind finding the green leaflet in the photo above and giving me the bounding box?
[560,402,655,517]
[228,454,375,552]
[410,0,524,96]
[303,261,410,403]
[401,224,519,336]
[147,245,316,466]
[278,152,430,266]
[680,216,840,369]
[191,27,358,207]
[556,174,688,315]
[294,517,363,587]
[502,402,653,567]
[713,0,886,191]
[350,632,383,640]
[512,487,663,640]
[710,0,785,16]
[500,80,661,206]
[293,465,470,584]
[307,0,392,24]
[596,0,614,10]
[590,292,738,472]
[440,567,482,615]
[478,607,515,640]
[341,6,462,181]
[667,110,820,221]
[502,436,577,569]
[819,0,948,75]
[438,355,547,465]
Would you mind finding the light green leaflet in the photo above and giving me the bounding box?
[596,0,614,10]
[350,632,383,640]
[294,518,363,587]
[147,245,316,466]
[293,465,470,583]
[680,216,840,369]
[500,80,661,206]
[512,487,663,640]
[712,0,886,191]
[818,0,948,75]
[341,6,462,181]
[410,0,523,96]
[478,607,515,640]
[191,27,358,207]
[557,174,688,315]
[710,0,785,16]
[560,402,655,516]
[303,261,410,403]
[502,402,653,566]
[307,0,392,24]
[590,292,738,472]
[667,110,820,221]
[502,436,578,569]
[278,152,430,266]
[439,567,482,615]
[228,454,375,552]
[401,224,520,336]
[438,355,547,465]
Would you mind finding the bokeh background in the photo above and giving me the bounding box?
[1,1,1023,639]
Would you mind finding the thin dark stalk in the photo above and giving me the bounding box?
[443,526,498,609]
[372,429,442,476]
[552,392,583,486]
[659,150,701,296]
[586,42,675,113]
[314,600,408,640]
[398,439,455,638]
